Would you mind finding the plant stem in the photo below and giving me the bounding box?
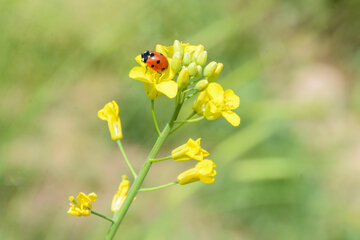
[151,100,161,136]
[105,103,183,240]
[139,181,178,192]
[150,156,173,162]
[170,111,196,134]
[116,140,137,178]
[175,116,204,123]
[91,210,114,223]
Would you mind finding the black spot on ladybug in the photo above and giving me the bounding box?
[151,65,154,68]
[150,53,155,57]
[160,53,163,56]
[156,60,160,64]
[162,68,165,71]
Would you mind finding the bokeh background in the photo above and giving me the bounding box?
[1,0,359,239]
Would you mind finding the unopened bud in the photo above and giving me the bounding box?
[195,79,209,91]
[208,63,223,82]
[196,51,207,66]
[196,65,203,76]
[177,68,189,89]
[171,53,182,73]
[183,52,191,66]
[173,40,184,58]
[188,62,197,76]
[203,61,217,77]
[192,45,204,62]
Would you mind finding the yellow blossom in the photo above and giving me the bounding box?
[171,138,209,161]
[177,160,217,185]
[98,101,123,140]
[67,192,97,217]
[129,54,178,100]
[111,175,130,212]
[193,82,240,127]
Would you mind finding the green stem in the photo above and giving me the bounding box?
[175,116,204,123]
[151,100,161,136]
[91,210,114,223]
[170,111,197,134]
[150,156,172,162]
[116,140,137,178]
[105,103,183,240]
[139,181,178,192]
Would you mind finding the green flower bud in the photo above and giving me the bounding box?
[173,40,184,58]
[203,61,217,77]
[196,51,207,67]
[195,79,209,91]
[208,63,223,82]
[192,45,204,62]
[188,62,197,76]
[171,53,182,73]
[183,52,191,66]
[196,65,203,76]
[177,68,189,89]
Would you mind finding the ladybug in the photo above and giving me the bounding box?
[141,50,169,72]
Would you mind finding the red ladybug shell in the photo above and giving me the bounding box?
[141,51,169,72]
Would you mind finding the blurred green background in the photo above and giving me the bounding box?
[1,0,359,239]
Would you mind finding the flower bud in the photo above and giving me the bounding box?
[177,68,189,89]
[203,61,217,77]
[196,65,203,76]
[173,40,184,57]
[188,62,197,76]
[208,63,223,82]
[195,79,209,91]
[183,52,191,66]
[192,45,204,62]
[171,53,182,73]
[196,51,207,67]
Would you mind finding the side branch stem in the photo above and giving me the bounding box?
[91,210,114,223]
[151,100,161,136]
[116,140,137,178]
[139,181,178,192]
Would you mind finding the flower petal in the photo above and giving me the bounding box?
[155,81,178,99]
[204,101,222,120]
[222,111,241,126]
[135,55,147,68]
[156,44,171,57]
[224,89,240,109]
[206,83,224,105]
[129,66,152,83]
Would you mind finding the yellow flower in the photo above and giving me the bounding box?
[67,192,97,216]
[171,138,209,161]
[177,160,217,185]
[193,82,240,127]
[111,175,130,212]
[129,54,178,100]
[98,101,123,140]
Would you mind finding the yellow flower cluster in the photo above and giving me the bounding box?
[67,192,97,216]
[67,41,241,222]
[193,82,240,126]
[171,138,216,185]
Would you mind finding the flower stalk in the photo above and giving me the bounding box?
[139,181,178,192]
[105,103,183,240]
[116,140,137,178]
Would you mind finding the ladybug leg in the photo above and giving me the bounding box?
[145,66,148,74]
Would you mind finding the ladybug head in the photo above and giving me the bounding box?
[141,51,151,63]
